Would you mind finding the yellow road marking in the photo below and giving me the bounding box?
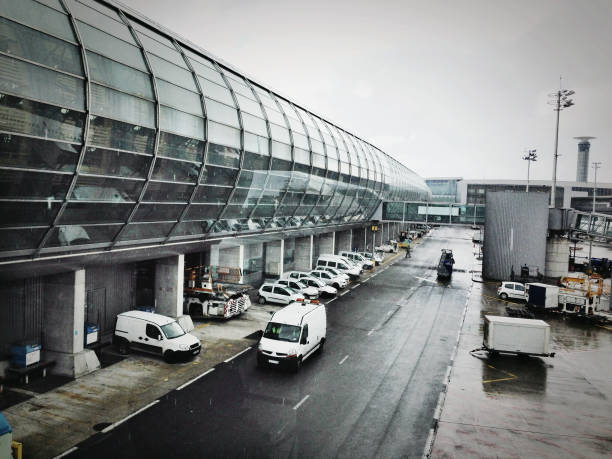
[196,323,211,329]
[482,364,518,384]
[596,325,612,331]
[483,376,518,383]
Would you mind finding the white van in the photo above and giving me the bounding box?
[338,251,374,270]
[316,255,361,278]
[257,300,326,371]
[114,311,201,362]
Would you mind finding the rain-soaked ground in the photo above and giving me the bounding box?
[431,253,612,458]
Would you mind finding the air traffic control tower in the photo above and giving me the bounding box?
[574,136,596,182]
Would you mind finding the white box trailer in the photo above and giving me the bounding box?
[483,315,554,357]
[526,283,559,309]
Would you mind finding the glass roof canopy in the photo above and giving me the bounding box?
[0,0,431,259]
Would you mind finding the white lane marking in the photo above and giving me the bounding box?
[433,392,445,421]
[351,283,360,290]
[102,400,160,433]
[339,355,349,365]
[293,394,310,410]
[367,329,375,336]
[340,290,349,296]
[224,346,252,363]
[387,310,393,316]
[422,427,436,459]
[327,298,336,304]
[54,446,78,458]
[176,368,215,391]
[415,276,436,284]
[363,277,370,282]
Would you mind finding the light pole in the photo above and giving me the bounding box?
[548,84,575,207]
[588,161,602,268]
[522,149,537,192]
[592,161,601,213]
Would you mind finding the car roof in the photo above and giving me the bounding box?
[118,310,175,326]
[271,302,322,326]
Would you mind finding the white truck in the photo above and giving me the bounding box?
[483,315,554,357]
[526,278,603,316]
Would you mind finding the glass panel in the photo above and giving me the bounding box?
[67,0,133,42]
[0,227,47,251]
[151,157,199,183]
[156,79,202,116]
[222,205,255,219]
[266,109,286,127]
[88,115,154,154]
[185,204,223,220]
[265,173,290,190]
[229,187,260,205]
[224,74,252,98]
[0,169,71,199]
[60,202,132,224]
[133,203,184,222]
[143,181,193,202]
[147,54,197,91]
[87,51,153,99]
[206,99,240,127]
[207,143,240,169]
[0,201,61,227]
[0,17,82,75]
[271,141,291,160]
[252,205,274,218]
[159,106,204,140]
[235,94,262,116]
[117,222,174,241]
[312,153,325,169]
[0,133,78,172]
[237,170,266,188]
[193,185,232,203]
[91,83,154,128]
[137,33,186,68]
[172,220,212,237]
[243,151,269,171]
[241,113,267,137]
[208,121,240,149]
[158,131,204,163]
[81,147,150,179]
[76,21,147,72]
[244,132,269,156]
[294,147,310,165]
[0,0,76,42]
[199,78,234,105]
[201,166,238,186]
[194,67,226,86]
[269,123,290,143]
[72,176,143,202]
[0,55,84,110]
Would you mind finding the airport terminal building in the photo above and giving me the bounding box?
[0,0,431,376]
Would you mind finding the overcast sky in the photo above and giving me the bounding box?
[120,0,612,183]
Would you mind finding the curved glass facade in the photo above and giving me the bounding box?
[0,0,430,257]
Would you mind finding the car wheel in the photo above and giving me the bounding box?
[190,304,204,317]
[500,293,508,300]
[319,338,325,353]
[293,357,302,373]
[258,296,266,304]
[333,283,340,289]
[118,340,130,355]
[164,350,174,363]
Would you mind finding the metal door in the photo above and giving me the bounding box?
[86,288,106,332]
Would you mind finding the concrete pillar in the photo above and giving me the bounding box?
[155,255,184,318]
[352,228,366,251]
[545,237,570,278]
[264,240,283,277]
[243,242,264,286]
[295,235,313,271]
[44,269,100,378]
[314,232,335,263]
[335,229,352,253]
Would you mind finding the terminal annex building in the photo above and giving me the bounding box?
[0,0,431,376]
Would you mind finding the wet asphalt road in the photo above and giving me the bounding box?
[70,227,474,458]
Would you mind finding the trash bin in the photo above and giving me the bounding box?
[0,413,13,459]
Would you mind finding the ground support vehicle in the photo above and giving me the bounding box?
[257,299,326,372]
[483,315,554,357]
[525,275,604,318]
[437,249,455,279]
[114,311,201,362]
[184,269,251,319]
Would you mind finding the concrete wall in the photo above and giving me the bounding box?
[243,242,264,286]
[295,236,313,271]
[44,270,100,377]
[483,192,549,280]
[155,255,184,317]
[335,229,352,254]
[264,240,283,277]
[545,237,570,278]
[314,232,335,261]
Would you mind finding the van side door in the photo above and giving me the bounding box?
[141,323,164,355]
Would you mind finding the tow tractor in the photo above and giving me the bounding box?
[437,249,455,279]
[183,267,251,319]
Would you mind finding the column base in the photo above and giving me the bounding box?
[45,349,101,378]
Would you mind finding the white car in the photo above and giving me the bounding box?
[358,251,382,266]
[318,266,350,283]
[258,283,302,305]
[376,243,396,253]
[281,271,337,297]
[339,251,374,270]
[275,279,319,299]
[309,270,348,290]
[497,282,526,300]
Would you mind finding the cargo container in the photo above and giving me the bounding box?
[526,283,559,309]
[483,315,554,357]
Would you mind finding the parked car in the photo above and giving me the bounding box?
[316,255,361,278]
[338,251,374,270]
[317,266,350,283]
[281,271,337,296]
[358,251,382,266]
[275,278,319,299]
[497,281,526,300]
[113,311,201,362]
[309,270,347,289]
[257,300,326,371]
[258,283,302,305]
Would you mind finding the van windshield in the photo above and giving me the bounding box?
[161,321,185,339]
[263,322,301,342]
